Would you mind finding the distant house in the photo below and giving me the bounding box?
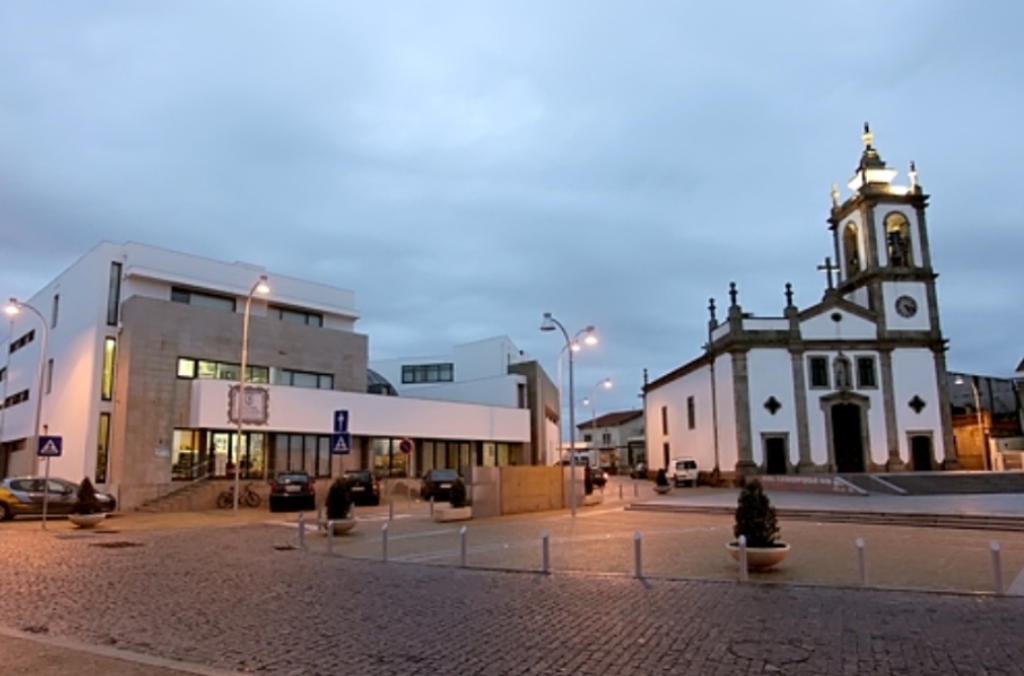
[576,410,645,471]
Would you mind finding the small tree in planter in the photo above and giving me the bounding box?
[326,478,353,520]
[70,477,105,528]
[653,468,671,494]
[728,478,789,569]
[76,477,102,514]
[449,477,468,508]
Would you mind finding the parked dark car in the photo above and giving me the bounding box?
[420,469,460,502]
[0,477,116,521]
[589,467,608,488]
[269,472,316,512]
[344,470,380,506]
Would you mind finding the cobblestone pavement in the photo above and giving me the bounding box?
[2,521,1024,675]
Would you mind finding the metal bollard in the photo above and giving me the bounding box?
[542,531,550,574]
[738,535,748,582]
[460,526,468,568]
[317,505,323,523]
[991,540,1003,594]
[856,538,867,586]
[389,499,394,521]
[619,484,623,500]
[633,481,639,497]
[298,513,307,550]
[634,531,643,579]
[430,495,434,518]
[382,523,389,562]
[327,521,334,556]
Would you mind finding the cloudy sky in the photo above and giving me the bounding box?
[1,1,1021,418]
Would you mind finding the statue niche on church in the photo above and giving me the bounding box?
[884,212,913,267]
[833,356,853,391]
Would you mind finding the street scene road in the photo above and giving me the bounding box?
[3,483,1024,675]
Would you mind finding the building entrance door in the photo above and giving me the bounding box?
[911,435,933,471]
[765,438,787,475]
[831,404,865,473]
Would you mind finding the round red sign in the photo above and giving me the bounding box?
[399,438,414,454]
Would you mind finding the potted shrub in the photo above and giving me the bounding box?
[69,477,106,528]
[653,468,671,495]
[322,477,356,535]
[435,477,472,522]
[726,478,790,570]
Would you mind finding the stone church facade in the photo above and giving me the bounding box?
[644,127,957,479]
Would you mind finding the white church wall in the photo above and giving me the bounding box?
[881,282,930,332]
[743,318,788,332]
[891,347,944,461]
[801,311,876,340]
[746,349,798,467]
[644,366,718,474]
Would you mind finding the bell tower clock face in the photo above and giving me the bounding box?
[895,295,918,318]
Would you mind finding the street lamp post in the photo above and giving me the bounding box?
[955,374,989,471]
[583,378,612,464]
[541,313,596,518]
[5,298,50,528]
[234,276,270,514]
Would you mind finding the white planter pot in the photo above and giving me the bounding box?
[69,513,106,529]
[726,542,790,570]
[653,485,671,495]
[583,493,602,506]
[434,506,473,522]
[322,519,356,535]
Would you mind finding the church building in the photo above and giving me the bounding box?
[644,127,957,480]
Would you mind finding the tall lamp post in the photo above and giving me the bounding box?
[5,298,50,528]
[582,378,612,463]
[541,313,597,518]
[954,374,989,471]
[234,276,270,514]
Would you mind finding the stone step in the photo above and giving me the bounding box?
[627,503,1024,533]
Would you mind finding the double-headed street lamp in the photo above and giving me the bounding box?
[234,276,270,514]
[5,298,50,528]
[541,313,597,518]
[954,374,989,471]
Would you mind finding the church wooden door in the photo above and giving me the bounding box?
[831,404,865,473]
[911,435,933,471]
[765,438,787,475]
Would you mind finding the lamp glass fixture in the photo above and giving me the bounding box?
[540,313,555,331]
[255,278,270,295]
[4,299,18,316]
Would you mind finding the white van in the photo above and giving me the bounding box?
[670,458,698,487]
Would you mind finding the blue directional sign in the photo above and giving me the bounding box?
[330,432,352,455]
[37,436,63,457]
[333,409,349,433]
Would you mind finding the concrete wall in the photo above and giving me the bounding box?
[500,466,562,515]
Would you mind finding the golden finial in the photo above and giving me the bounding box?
[830,183,840,207]
[861,122,873,148]
[908,161,918,189]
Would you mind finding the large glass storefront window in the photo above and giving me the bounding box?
[372,438,409,478]
[271,433,332,478]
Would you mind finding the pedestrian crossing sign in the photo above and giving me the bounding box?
[331,432,352,455]
[37,436,63,457]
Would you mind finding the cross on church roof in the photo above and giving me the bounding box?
[817,257,839,290]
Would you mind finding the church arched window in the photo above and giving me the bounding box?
[884,212,913,267]
[842,222,860,276]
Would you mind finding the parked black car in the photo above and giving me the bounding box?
[0,477,117,521]
[344,470,380,506]
[589,467,609,488]
[269,472,316,512]
[420,469,460,502]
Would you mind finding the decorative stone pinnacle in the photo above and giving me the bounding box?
[728,282,738,307]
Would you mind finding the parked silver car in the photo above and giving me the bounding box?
[0,477,117,521]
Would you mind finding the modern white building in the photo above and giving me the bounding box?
[0,242,530,509]
[371,336,560,466]
[645,127,956,480]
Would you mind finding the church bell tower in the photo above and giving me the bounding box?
[827,124,942,342]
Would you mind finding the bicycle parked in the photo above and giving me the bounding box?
[217,482,262,509]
